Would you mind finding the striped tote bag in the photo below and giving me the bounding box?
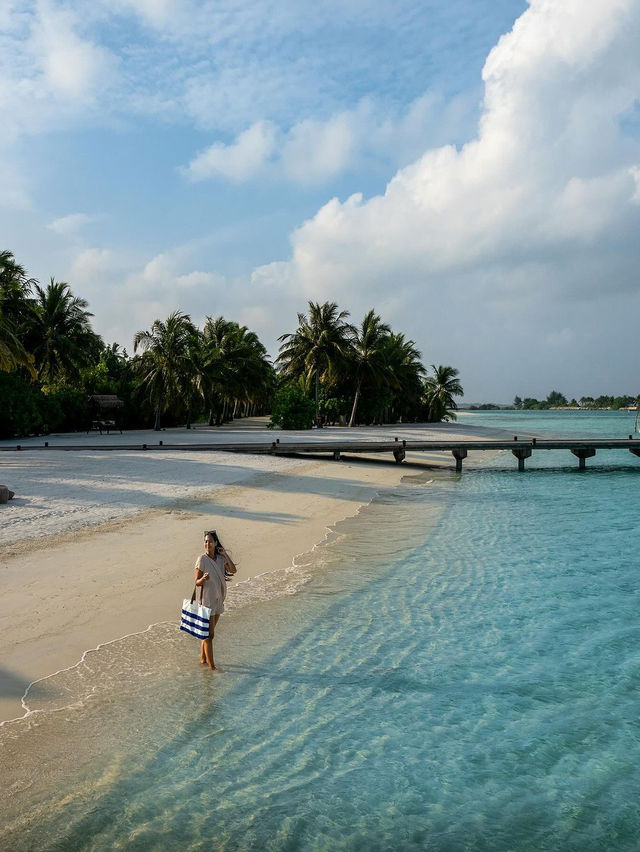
[179,587,212,640]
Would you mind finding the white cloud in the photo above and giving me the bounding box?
[281,112,358,184]
[0,153,32,210]
[183,121,278,182]
[276,0,640,289]
[175,270,219,290]
[235,0,640,397]
[71,247,113,279]
[67,247,124,342]
[108,0,185,29]
[0,1,26,32]
[48,213,96,236]
[104,250,231,340]
[31,2,118,103]
[0,1,119,151]
[631,165,640,201]
[181,93,476,186]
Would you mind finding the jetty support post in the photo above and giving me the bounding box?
[512,447,532,471]
[630,449,640,462]
[452,448,467,472]
[333,450,341,461]
[393,448,406,464]
[571,447,596,469]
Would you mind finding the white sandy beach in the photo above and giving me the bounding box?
[0,420,500,723]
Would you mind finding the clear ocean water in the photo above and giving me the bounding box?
[2,410,640,851]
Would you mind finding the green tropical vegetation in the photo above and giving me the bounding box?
[269,382,317,430]
[28,278,102,385]
[134,310,200,431]
[276,301,458,427]
[0,250,36,376]
[423,365,464,422]
[277,301,352,417]
[0,250,464,437]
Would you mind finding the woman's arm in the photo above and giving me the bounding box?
[194,557,209,586]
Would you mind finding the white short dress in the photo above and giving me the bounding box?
[195,553,227,615]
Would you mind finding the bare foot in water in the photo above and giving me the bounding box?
[212,666,224,673]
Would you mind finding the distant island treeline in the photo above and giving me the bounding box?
[464,390,639,411]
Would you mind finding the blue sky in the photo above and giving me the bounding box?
[2,0,640,402]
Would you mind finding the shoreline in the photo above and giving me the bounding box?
[0,453,416,723]
[0,423,500,724]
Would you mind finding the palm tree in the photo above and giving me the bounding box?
[423,364,464,422]
[0,313,35,374]
[0,250,37,376]
[226,326,273,419]
[0,250,37,325]
[201,316,230,424]
[382,332,426,423]
[202,317,273,425]
[100,342,128,378]
[25,278,101,385]
[183,327,208,429]
[133,310,200,430]
[347,309,392,427]
[277,301,353,419]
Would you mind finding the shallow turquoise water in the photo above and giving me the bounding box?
[3,411,640,850]
[457,408,640,441]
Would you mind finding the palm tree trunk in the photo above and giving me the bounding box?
[154,408,161,431]
[208,407,215,426]
[348,380,362,427]
[314,370,323,428]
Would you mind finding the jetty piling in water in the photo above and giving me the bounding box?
[571,447,597,469]
[452,448,467,472]
[512,447,532,471]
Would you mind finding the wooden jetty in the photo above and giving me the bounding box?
[3,435,640,470]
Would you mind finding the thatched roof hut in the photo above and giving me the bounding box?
[88,394,125,412]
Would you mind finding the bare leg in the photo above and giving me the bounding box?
[210,613,223,672]
[202,637,215,670]
[201,614,222,671]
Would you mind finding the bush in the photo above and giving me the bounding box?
[41,387,89,432]
[0,373,44,438]
[318,396,349,425]
[269,384,316,430]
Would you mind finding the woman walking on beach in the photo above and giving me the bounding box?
[195,530,236,671]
